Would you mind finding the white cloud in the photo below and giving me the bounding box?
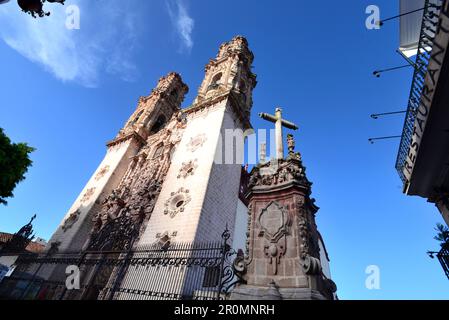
[166,0,194,53]
[0,0,141,87]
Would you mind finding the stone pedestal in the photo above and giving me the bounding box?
[230,154,337,300]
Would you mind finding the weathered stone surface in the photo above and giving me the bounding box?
[231,150,337,300]
[231,285,327,300]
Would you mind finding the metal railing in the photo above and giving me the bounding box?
[0,229,241,300]
[395,0,444,184]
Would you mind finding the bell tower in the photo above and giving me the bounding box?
[117,72,188,142]
[137,36,257,245]
[46,73,188,253]
[194,35,257,123]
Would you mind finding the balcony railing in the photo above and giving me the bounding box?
[395,0,444,184]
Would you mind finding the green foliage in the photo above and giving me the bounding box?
[434,223,449,247]
[0,128,35,205]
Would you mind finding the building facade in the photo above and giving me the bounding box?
[3,36,335,300]
[396,0,449,227]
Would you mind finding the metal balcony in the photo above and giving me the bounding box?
[395,0,443,184]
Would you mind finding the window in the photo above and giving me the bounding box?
[207,73,222,91]
[131,110,144,125]
[150,115,166,134]
[170,89,179,101]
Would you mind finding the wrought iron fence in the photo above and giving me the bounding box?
[0,229,241,300]
[395,0,444,184]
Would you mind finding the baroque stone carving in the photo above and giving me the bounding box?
[177,159,198,179]
[88,214,139,251]
[302,255,322,275]
[164,188,191,218]
[245,203,252,260]
[81,187,96,203]
[258,201,291,275]
[258,202,290,241]
[155,231,178,250]
[187,134,207,152]
[47,241,61,256]
[248,158,309,190]
[62,209,81,232]
[95,165,110,181]
[287,134,295,155]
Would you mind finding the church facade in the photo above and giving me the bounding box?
[37,36,336,300]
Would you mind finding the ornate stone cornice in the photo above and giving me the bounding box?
[183,90,252,130]
[106,131,146,149]
[246,156,312,197]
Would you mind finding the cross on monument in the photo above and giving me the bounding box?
[259,107,298,160]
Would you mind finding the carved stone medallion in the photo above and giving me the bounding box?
[81,188,96,203]
[95,165,110,181]
[258,201,290,242]
[187,134,207,152]
[164,188,191,218]
[62,209,81,232]
[258,201,291,275]
[177,159,198,179]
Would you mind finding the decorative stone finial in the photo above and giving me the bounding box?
[260,143,267,164]
[287,134,295,155]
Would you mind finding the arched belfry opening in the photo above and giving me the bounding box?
[150,114,167,134]
[131,110,144,125]
[208,72,222,91]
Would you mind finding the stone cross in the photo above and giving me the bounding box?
[259,107,298,159]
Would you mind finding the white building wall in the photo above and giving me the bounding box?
[138,100,243,245]
[120,101,245,299]
[46,139,141,253]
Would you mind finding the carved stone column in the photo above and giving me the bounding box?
[230,155,337,300]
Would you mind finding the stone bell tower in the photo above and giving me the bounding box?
[231,118,337,300]
[137,36,257,245]
[45,73,188,253]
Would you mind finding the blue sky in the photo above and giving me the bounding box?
[0,0,447,299]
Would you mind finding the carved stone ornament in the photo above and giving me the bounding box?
[81,187,96,203]
[47,241,61,256]
[258,201,291,275]
[95,165,110,181]
[155,231,178,239]
[177,159,198,179]
[186,134,207,152]
[297,211,310,259]
[245,203,252,259]
[302,255,322,275]
[287,134,295,155]
[233,249,247,277]
[258,202,290,242]
[62,209,81,232]
[155,231,178,250]
[164,188,191,218]
[249,158,309,190]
